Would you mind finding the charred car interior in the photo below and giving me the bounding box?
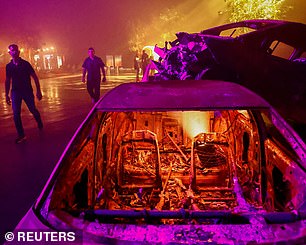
[40,109,305,225]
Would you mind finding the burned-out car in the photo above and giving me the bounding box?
[16,80,306,244]
[149,20,306,133]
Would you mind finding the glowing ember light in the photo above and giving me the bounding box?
[182,111,211,138]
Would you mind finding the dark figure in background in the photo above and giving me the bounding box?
[141,49,149,77]
[134,52,140,81]
[5,44,43,144]
[82,47,106,103]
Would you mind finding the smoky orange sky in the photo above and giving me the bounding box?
[1,0,305,67]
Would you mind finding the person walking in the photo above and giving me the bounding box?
[82,47,106,103]
[5,44,43,144]
[134,51,140,81]
[141,49,149,77]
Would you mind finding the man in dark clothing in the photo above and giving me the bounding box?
[141,49,149,77]
[82,47,106,103]
[5,44,43,144]
[134,52,140,81]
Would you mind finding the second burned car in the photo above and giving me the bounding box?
[148,20,306,135]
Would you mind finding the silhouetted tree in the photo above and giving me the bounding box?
[222,0,292,22]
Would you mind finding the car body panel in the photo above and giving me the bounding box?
[15,207,51,231]
[97,80,269,111]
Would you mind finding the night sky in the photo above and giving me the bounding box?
[1,0,305,67]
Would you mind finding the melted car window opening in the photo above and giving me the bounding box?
[219,27,255,37]
[269,40,295,60]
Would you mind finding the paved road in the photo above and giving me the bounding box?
[0,69,136,240]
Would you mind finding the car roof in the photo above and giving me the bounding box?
[96,80,270,111]
[200,19,306,50]
[201,19,288,34]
